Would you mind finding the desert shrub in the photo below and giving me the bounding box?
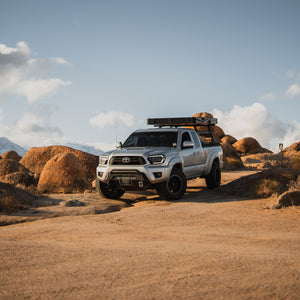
[0,195,16,213]
[226,157,243,168]
[256,178,280,198]
[15,183,40,195]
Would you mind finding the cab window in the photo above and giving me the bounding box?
[181,132,192,148]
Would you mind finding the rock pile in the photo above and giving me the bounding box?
[192,112,280,170]
[0,145,98,194]
[20,145,98,182]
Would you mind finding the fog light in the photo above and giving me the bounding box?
[153,172,162,178]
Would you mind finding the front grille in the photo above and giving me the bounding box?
[109,156,146,165]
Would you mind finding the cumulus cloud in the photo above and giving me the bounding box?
[213,102,300,151]
[19,78,71,103]
[286,83,300,98]
[286,70,300,81]
[89,110,135,129]
[0,41,70,102]
[0,104,66,148]
[11,111,64,148]
[259,93,276,102]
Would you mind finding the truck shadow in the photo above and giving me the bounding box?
[121,185,252,205]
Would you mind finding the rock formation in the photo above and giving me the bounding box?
[221,135,237,145]
[1,150,22,161]
[221,142,244,169]
[38,153,90,193]
[233,137,271,155]
[0,159,29,177]
[20,145,98,182]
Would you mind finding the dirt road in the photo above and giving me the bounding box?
[0,171,299,299]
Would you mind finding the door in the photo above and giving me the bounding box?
[180,131,198,178]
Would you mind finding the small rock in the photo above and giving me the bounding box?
[277,191,300,208]
[64,200,87,207]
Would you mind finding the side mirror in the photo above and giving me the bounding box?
[116,142,122,149]
[182,141,194,149]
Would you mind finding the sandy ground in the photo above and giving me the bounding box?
[0,170,299,299]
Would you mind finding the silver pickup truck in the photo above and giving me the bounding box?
[96,117,223,200]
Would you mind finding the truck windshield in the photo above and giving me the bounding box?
[123,131,178,148]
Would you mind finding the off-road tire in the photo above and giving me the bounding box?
[156,170,187,200]
[205,160,221,189]
[96,178,125,199]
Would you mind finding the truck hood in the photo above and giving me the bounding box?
[103,147,178,157]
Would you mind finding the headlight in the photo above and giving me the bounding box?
[99,155,109,165]
[148,154,165,164]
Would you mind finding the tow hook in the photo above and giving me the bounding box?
[138,181,144,188]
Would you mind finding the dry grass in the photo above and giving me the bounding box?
[256,178,281,198]
[15,183,41,195]
[0,195,16,213]
[226,157,243,168]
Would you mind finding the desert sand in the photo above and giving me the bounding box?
[0,170,299,299]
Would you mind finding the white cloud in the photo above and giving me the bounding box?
[90,110,135,129]
[0,41,71,103]
[286,70,296,79]
[286,70,300,81]
[213,102,300,151]
[10,111,64,148]
[259,93,276,102]
[19,79,71,103]
[286,83,300,98]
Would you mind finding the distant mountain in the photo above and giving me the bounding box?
[0,137,27,157]
[65,143,104,156]
[0,137,103,157]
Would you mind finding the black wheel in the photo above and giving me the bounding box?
[156,170,187,200]
[205,160,221,189]
[96,178,125,199]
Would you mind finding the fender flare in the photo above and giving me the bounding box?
[204,154,220,177]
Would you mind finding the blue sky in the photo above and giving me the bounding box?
[0,0,299,151]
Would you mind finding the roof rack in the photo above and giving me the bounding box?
[147,117,217,127]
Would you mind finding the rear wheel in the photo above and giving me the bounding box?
[96,178,125,199]
[205,160,221,189]
[156,169,186,200]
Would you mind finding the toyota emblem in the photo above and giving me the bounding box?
[122,157,131,164]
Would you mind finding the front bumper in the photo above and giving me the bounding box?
[96,164,171,190]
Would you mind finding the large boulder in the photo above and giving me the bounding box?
[233,137,271,155]
[191,112,215,134]
[38,153,90,193]
[283,142,300,170]
[20,146,98,182]
[190,112,226,144]
[0,159,29,177]
[214,126,225,140]
[283,142,300,154]
[221,143,244,169]
[1,150,22,161]
[221,135,237,145]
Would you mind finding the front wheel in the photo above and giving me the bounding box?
[156,170,187,200]
[96,178,125,199]
[205,160,221,189]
